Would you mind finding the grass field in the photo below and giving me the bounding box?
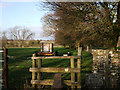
[6,47,93,89]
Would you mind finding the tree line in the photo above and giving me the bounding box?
[42,2,120,50]
[0,26,35,48]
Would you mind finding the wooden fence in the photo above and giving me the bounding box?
[0,48,8,89]
[29,54,81,88]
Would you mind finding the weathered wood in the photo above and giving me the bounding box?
[77,58,81,88]
[30,67,80,73]
[31,80,80,86]
[30,55,81,89]
[32,54,36,88]
[37,59,42,88]
[32,72,36,88]
[52,73,63,88]
[3,48,8,89]
[77,45,82,88]
[71,58,75,88]
[32,54,36,68]
[31,56,80,60]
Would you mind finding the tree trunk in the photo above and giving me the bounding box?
[86,45,89,52]
[116,2,120,48]
[78,43,82,56]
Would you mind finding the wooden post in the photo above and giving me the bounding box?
[37,59,42,88]
[41,43,44,52]
[77,44,82,88]
[3,48,8,89]
[104,50,109,88]
[32,54,36,88]
[77,58,81,88]
[71,58,75,89]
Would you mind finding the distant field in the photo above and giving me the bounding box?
[6,47,93,89]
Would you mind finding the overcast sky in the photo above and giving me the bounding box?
[1,1,54,40]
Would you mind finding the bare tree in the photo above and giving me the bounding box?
[9,26,35,47]
[0,31,8,48]
[0,31,2,48]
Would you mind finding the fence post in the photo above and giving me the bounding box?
[71,57,75,89]
[104,50,109,88]
[37,59,42,88]
[32,54,36,88]
[3,48,8,89]
[77,45,82,88]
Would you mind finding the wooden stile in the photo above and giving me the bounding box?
[30,54,81,89]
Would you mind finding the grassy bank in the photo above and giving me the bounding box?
[6,47,92,89]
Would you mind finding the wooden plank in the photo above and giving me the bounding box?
[31,56,81,60]
[71,58,75,88]
[37,59,42,88]
[32,54,36,88]
[31,80,80,86]
[29,67,80,73]
[77,45,82,88]
[32,54,36,68]
[31,79,53,85]
[3,48,8,89]
[77,58,81,88]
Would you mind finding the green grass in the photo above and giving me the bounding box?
[6,47,92,89]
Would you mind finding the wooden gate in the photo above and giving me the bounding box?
[29,54,81,88]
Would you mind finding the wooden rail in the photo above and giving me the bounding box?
[31,80,80,86]
[31,56,80,59]
[30,67,80,73]
[29,54,81,88]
